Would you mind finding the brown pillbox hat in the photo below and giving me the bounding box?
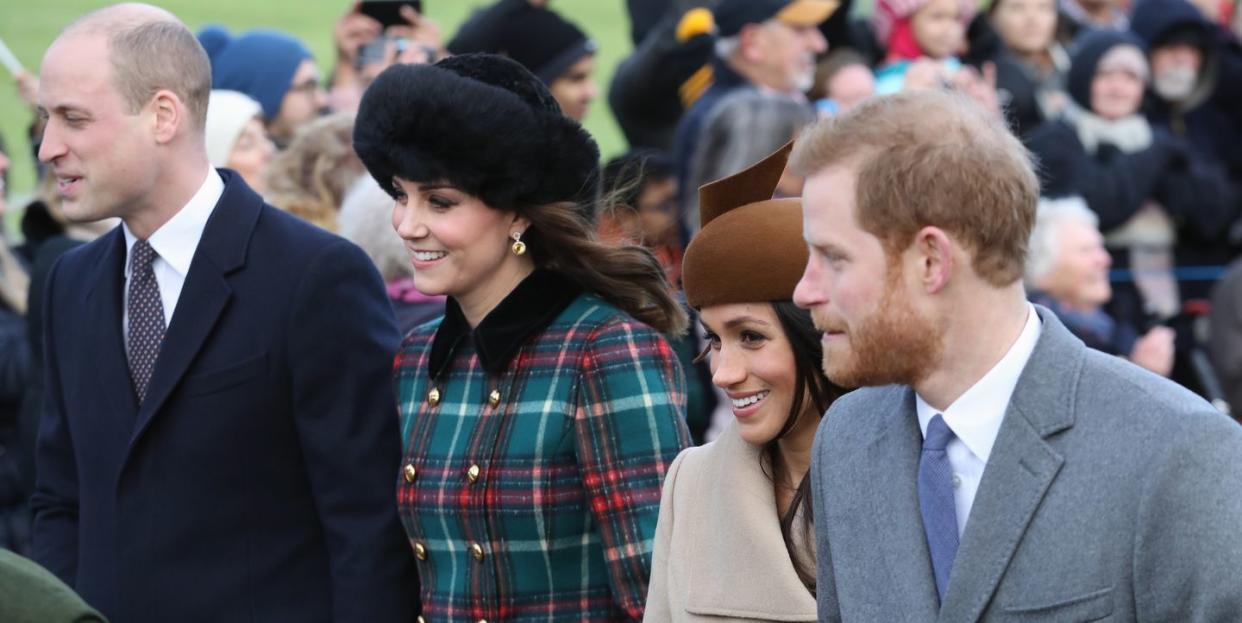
[682,141,808,309]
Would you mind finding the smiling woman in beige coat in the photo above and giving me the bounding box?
[644,142,847,622]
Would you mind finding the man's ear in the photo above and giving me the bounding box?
[150,89,185,144]
[911,226,956,294]
[736,23,766,63]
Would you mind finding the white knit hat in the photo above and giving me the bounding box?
[205,90,263,167]
[1097,44,1150,84]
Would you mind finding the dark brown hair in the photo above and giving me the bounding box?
[767,300,845,594]
[522,199,688,336]
[791,89,1039,286]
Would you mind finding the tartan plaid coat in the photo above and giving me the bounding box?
[394,271,691,622]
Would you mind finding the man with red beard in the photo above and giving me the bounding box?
[791,89,1242,622]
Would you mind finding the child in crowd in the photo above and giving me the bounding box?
[872,0,978,94]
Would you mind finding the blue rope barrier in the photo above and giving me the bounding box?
[1109,266,1229,283]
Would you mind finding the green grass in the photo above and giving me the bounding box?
[0,0,632,232]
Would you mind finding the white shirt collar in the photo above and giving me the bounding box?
[916,304,1043,464]
[123,167,225,277]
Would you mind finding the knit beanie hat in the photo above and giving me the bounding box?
[199,27,313,120]
[447,0,596,84]
[353,54,600,211]
[204,90,263,167]
[682,141,807,308]
[1066,29,1149,110]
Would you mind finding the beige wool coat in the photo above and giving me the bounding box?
[643,421,817,622]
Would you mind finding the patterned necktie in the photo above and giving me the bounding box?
[919,413,960,604]
[127,239,166,404]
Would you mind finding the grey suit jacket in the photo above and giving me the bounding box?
[811,306,1242,622]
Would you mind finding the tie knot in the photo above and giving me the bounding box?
[131,239,158,270]
[924,414,955,452]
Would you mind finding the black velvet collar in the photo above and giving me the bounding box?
[428,269,583,379]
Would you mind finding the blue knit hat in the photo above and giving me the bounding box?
[198,26,313,120]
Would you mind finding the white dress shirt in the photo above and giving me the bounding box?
[122,168,225,340]
[916,304,1042,537]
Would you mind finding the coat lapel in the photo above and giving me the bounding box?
[937,307,1081,623]
[936,405,1064,623]
[684,423,817,620]
[86,228,140,419]
[128,170,260,448]
[865,389,941,622]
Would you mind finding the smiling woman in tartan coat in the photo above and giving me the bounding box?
[354,54,692,622]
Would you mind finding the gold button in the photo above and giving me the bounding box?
[428,387,441,406]
[417,617,426,623]
[470,542,484,561]
[467,464,481,484]
[403,464,417,483]
[414,542,426,560]
[488,389,500,406]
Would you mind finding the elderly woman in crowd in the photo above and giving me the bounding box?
[265,113,365,232]
[204,90,275,194]
[353,54,690,621]
[1025,29,1232,336]
[1026,196,1175,376]
[645,142,846,621]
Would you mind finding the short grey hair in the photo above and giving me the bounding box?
[66,5,211,131]
[1025,196,1100,286]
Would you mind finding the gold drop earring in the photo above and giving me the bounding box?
[511,231,527,256]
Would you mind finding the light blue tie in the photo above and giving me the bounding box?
[919,413,959,604]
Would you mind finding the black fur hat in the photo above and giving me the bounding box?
[353,53,601,212]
